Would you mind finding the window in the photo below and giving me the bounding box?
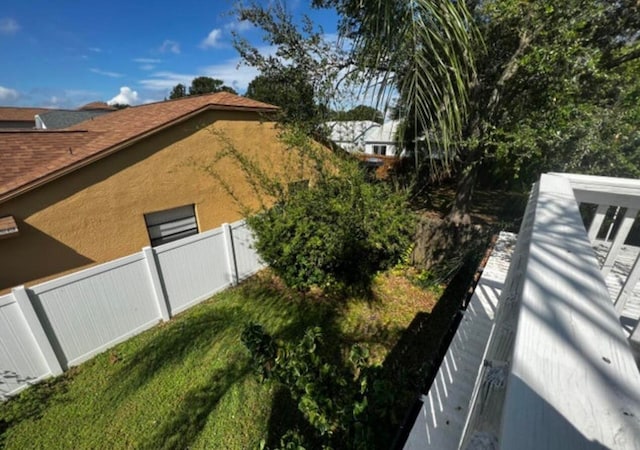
[144,205,198,247]
[373,145,387,156]
[0,215,19,239]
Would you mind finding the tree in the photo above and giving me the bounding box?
[443,0,640,222]
[233,1,364,133]
[188,76,237,96]
[331,105,383,124]
[246,1,640,223]
[109,103,130,110]
[246,68,317,125]
[233,0,478,202]
[168,77,237,100]
[169,83,187,99]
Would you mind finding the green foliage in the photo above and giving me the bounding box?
[109,103,130,110]
[246,163,415,293]
[233,1,396,133]
[330,105,383,124]
[246,68,317,126]
[242,323,397,449]
[189,76,237,96]
[410,270,445,296]
[169,83,187,99]
[472,0,640,190]
[168,77,237,100]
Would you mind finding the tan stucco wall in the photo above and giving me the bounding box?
[0,110,312,290]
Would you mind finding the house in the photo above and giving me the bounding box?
[34,102,116,130]
[324,120,380,153]
[324,120,404,157]
[362,120,402,157]
[0,107,51,129]
[0,92,301,291]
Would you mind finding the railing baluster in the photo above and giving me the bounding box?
[588,203,609,243]
[601,208,639,277]
[614,252,640,315]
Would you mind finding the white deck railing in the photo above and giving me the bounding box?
[457,173,640,449]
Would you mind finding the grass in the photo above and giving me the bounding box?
[0,269,437,450]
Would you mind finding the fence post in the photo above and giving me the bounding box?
[12,286,64,376]
[142,246,171,321]
[222,223,239,286]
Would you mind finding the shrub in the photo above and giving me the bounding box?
[241,323,397,449]
[247,166,415,293]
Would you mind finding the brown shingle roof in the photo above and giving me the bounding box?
[0,92,278,202]
[0,107,52,122]
[78,101,116,111]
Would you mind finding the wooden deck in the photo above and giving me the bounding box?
[403,173,640,449]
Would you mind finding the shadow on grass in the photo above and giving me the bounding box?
[0,369,76,445]
[139,361,251,450]
[108,305,244,404]
[264,387,321,450]
[384,246,488,448]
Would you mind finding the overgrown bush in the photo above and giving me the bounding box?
[246,165,415,293]
[241,323,397,449]
[207,125,415,294]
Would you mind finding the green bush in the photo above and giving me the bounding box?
[246,167,415,293]
[241,323,397,449]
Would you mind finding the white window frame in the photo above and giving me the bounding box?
[373,145,387,156]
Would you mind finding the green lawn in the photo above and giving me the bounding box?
[0,269,436,449]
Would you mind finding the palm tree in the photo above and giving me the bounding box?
[343,0,478,185]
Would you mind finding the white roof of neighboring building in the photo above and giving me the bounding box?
[364,120,400,143]
[325,120,380,143]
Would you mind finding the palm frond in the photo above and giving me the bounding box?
[350,0,479,175]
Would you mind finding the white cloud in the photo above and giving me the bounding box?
[139,71,195,91]
[0,18,20,35]
[108,87,139,105]
[0,86,19,102]
[224,20,253,33]
[159,40,180,54]
[201,59,259,93]
[133,58,161,64]
[90,68,124,78]
[133,58,161,71]
[200,29,223,49]
[88,47,102,53]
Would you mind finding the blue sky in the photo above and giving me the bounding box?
[0,1,339,108]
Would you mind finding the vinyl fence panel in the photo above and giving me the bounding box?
[30,253,162,368]
[0,293,52,399]
[230,220,265,281]
[156,227,231,315]
[1,221,264,400]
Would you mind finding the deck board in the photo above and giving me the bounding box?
[404,234,640,449]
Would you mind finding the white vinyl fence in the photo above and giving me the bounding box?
[0,220,263,400]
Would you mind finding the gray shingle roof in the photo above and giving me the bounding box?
[36,110,112,129]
